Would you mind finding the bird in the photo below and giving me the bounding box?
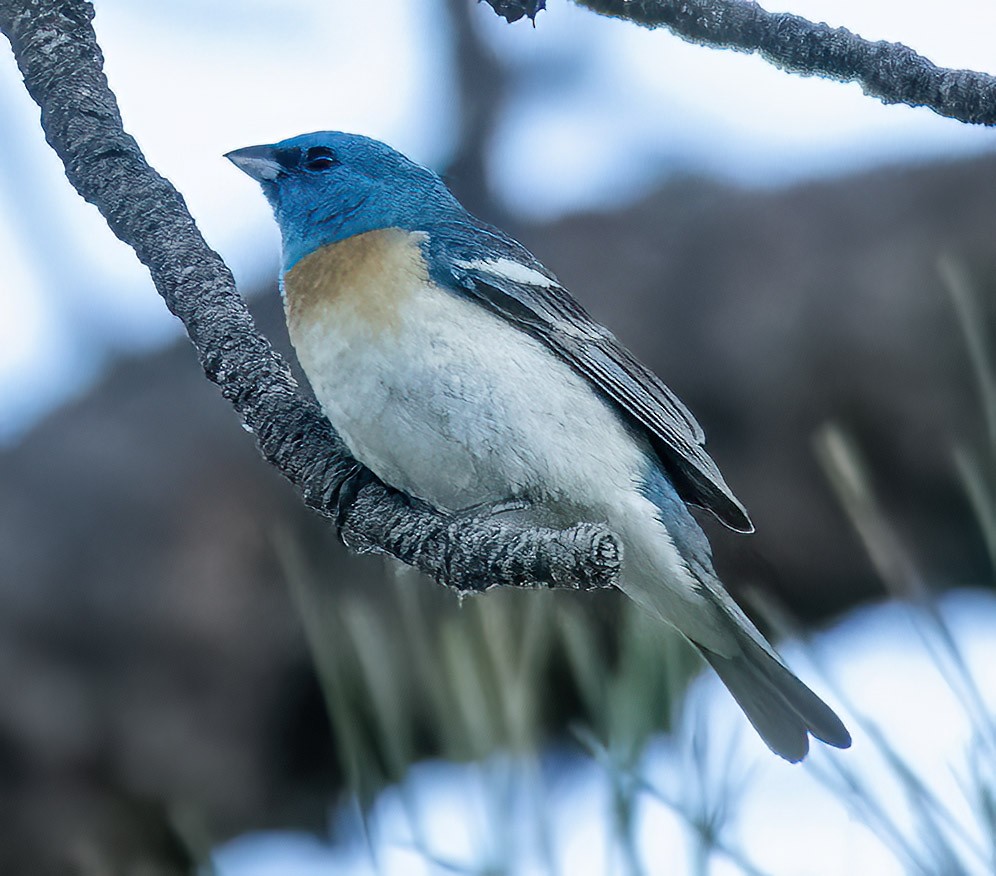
[226,131,851,762]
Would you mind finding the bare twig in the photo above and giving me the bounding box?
[0,0,621,593]
[484,0,996,127]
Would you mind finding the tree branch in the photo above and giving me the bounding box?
[485,0,996,126]
[483,0,546,24]
[0,0,621,593]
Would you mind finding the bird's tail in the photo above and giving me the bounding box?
[614,472,850,761]
[696,639,851,762]
[690,572,851,762]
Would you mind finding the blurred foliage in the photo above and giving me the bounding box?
[280,531,699,806]
[801,259,996,875]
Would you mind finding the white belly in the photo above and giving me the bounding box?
[292,276,646,517]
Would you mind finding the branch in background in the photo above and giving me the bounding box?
[482,0,545,24]
[0,0,621,593]
[484,0,996,127]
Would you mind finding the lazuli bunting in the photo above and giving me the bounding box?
[227,132,850,761]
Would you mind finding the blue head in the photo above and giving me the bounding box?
[226,132,464,270]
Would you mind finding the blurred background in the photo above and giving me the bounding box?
[2,0,996,873]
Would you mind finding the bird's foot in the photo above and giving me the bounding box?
[451,497,532,520]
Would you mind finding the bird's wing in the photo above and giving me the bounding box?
[433,227,752,533]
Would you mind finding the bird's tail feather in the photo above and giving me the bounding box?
[674,559,852,762]
[696,637,851,762]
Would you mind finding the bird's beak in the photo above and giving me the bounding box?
[225,144,283,181]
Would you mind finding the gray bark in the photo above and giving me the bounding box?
[484,0,996,127]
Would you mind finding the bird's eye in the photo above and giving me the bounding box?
[302,146,339,172]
